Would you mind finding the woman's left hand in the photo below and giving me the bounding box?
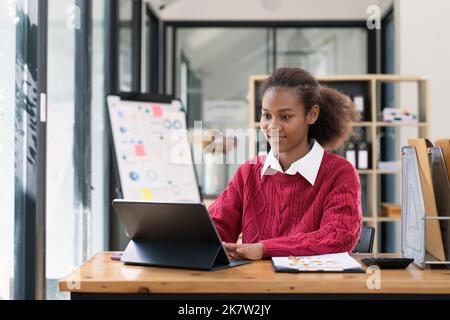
[222,242,264,261]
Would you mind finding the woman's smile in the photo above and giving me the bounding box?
[268,134,287,141]
[267,130,287,140]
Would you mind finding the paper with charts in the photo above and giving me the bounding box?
[107,96,201,203]
[272,252,363,272]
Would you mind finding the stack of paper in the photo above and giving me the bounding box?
[272,252,364,273]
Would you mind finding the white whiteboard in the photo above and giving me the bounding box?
[107,96,201,203]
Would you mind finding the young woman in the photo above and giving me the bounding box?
[208,67,362,261]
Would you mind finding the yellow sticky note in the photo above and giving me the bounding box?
[140,188,153,201]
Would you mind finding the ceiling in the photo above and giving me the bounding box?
[146,0,393,21]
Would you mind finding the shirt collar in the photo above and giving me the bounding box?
[261,140,325,185]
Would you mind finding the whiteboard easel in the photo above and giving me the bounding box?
[107,95,201,203]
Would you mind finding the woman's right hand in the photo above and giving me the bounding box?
[222,242,264,261]
[222,242,240,260]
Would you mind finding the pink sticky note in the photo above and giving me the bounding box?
[135,144,146,157]
[152,105,163,118]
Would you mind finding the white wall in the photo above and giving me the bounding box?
[148,0,392,21]
[395,0,450,140]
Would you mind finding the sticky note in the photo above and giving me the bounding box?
[152,105,163,118]
[140,188,153,201]
[135,144,146,157]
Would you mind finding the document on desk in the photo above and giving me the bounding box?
[272,252,365,273]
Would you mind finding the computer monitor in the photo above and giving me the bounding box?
[112,200,250,271]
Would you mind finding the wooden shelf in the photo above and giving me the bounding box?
[248,74,428,254]
[352,122,373,127]
[377,217,401,222]
[255,121,372,128]
[357,169,401,175]
[377,169,401,174]
[253,122,426,129]
[315,74,427,82]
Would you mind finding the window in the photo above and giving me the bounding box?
[46,0,108,299]
[0,0,17,300]
[172,25,369,191]
[119,0,133,91]
[175,27,270,187]
[46,0,77,300]
[176,28,269,130]
[275,28,367,74]
[174,27,368,130]
[146,5,160,94]
[380,11,399,253]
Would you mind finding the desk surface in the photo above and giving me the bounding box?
[59,252,450,296]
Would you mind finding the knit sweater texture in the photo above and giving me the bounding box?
[209,152,362,257]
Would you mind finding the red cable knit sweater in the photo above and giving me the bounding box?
[209,151,362,257]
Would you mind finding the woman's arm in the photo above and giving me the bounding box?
[208,166,245,243]
[259,173,362,258]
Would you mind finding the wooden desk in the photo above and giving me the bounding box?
[59,252,450,300]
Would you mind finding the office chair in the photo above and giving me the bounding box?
[352,226,375,254]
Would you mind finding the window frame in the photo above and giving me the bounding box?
[14,0,48,300]
[74,0,93,265]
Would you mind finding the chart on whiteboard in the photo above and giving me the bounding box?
[107,96,201,203]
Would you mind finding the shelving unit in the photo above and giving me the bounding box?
[248,74,429,253]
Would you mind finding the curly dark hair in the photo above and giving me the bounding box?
[259,67,360,150]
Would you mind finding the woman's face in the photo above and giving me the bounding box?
[260,87,317,154]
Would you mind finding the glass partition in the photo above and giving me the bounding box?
[0,0,17,301]
[275,28,367,75]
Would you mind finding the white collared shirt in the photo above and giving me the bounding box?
[261,140,325,185]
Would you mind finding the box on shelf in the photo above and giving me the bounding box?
[381,203,401,218]
[381,108,417,123]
